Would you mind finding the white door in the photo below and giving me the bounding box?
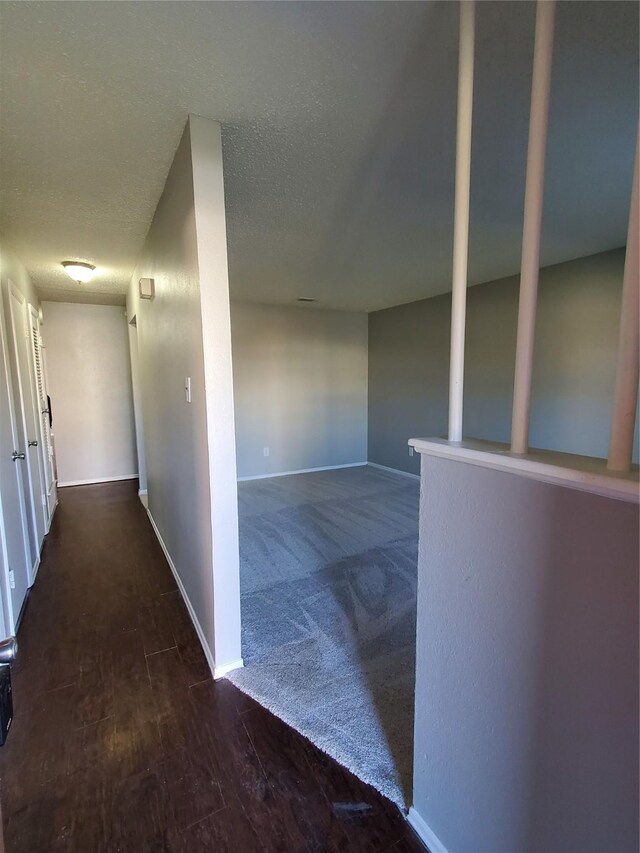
[28,304,57,524]
[8,282,46,572]
[0,289,32,629]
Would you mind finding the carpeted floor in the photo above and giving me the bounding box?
[227,465,419,809]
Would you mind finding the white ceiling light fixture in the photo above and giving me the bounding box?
[61,260,96,283]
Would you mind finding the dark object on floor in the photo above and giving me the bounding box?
[332,801,374,820]
[0,665,13,747]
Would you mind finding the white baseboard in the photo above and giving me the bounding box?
[58,474,138,488]
[145,508,243,682]
[45,497,58,533]
[367,461,420,481]
[237,461,367,482]
[213,658,244,680]
[145,508,216,677]
[29,555,40,587]
[407,808,449,853]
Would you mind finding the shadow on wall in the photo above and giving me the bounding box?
[524,487,639,851]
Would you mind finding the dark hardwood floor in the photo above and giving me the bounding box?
[0,480,424,852]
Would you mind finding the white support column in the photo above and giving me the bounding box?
[607,131,639,473]
[448,0,475,443]
[510,0,555,454]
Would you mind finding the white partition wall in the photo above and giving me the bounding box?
[189,115,242,675]
[127,116,242,679]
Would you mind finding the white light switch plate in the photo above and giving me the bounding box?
[185,377,191,403]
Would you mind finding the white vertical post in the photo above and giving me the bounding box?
[510,0,555,454]
[448,0,475,443]
[607,131,639,473]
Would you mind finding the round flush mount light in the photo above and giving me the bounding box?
[61,261,96,283]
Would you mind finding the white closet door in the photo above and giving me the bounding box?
[8,282,46,571]
[0,290,32,627]
[28,305,56,523]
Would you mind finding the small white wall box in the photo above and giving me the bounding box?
[139,278,155,299]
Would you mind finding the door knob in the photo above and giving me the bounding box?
[28,440,38,447]
[0,637,17,663]
[11,452,25,462]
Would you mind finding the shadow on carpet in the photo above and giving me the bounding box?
[227,466,419,809]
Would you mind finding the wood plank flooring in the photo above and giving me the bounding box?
[0,480,424,852]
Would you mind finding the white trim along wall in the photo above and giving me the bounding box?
[58,474,138,488]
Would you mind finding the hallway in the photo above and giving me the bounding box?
[0,481,422,852]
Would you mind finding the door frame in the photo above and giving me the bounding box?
[0,287,32,630]
[7,280,46,579]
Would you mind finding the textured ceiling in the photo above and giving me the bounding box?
[0,1,637,310]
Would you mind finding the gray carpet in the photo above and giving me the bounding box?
[227,464,419,809]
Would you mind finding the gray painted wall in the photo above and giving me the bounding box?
[127,122,213,661]
[231,302,368,479]
[412,455,639,853]
[369,249,639,474]
[126,117,241,672]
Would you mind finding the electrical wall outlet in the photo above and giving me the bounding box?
[408,446,414,456]
[184,377,191,403]
[263,447,270,457]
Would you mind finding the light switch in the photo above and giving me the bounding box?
[185,377,191,403]
[139,277,155,299]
